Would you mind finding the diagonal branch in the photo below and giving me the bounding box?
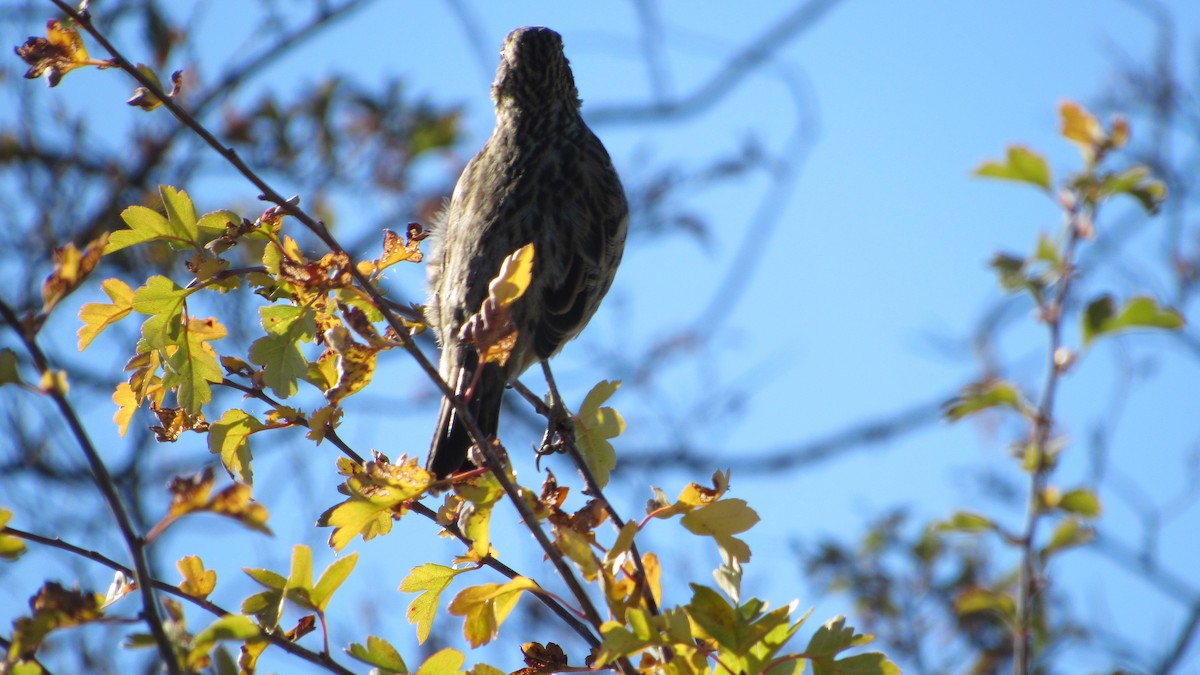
[0,299,180,674]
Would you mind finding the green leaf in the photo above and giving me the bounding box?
[685,585,738,651]
[1099,165,1167,214]
[191,614,260,652]
[1,508,28,560]
[943,379,1031,421]
[988,252,1046,299]
[162,317,225,412]
[311,551,358,612]
[954,587,1014,619]
[346,635,408,674]
[160,185,199,247]
[284,544,314,609]
[249,305,315,398]
[1057,488,1102,517]
[573,380,625,488]
[249,335,307,399]
[400,564,462,644]
[242,568,285,629]
[1044,517,1092,555]
[974,145,1052,192]
[936,511,997,534]
[455,473,506,560]
[806,616,871,658]
[107,205,172,254]
[197,210,240,233]
[824,652,901,675]
[1083,295,1184,346]
[207,409,265,485]
[0,348,22,386]
[131,275,186,316]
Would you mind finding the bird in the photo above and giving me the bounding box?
[424,26,628,478]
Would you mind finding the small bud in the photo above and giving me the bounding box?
[1053,347,1075,372]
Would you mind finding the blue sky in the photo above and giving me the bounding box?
[5,1,1200,672]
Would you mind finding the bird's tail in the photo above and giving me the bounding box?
[427,350,506,478]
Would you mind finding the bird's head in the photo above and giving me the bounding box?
[492,27,580,112]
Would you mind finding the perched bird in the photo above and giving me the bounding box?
[425,27,628,478]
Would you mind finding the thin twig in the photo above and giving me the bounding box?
[3,525,355,675]
[0,300,180,674]
[1014,207,1085,674]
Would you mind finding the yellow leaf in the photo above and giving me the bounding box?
[317,453,430,551]
[448,577,538,647]
[208,409,265,485]
[78,278,134,351]
[414,648,466,675]
[489,243,534,308]
[323,325,379,405]
[0,509,27,560]
[112,382,138,437]
[15,19,99,86]
[153,469,272,541]
[42,234,108,316]
[680,499,760,563]
[574,380,625,488]
[1060,100,1103,160]
[177,556,217,599]
[399,564,463,644]
[454,472,505,561]
[39,369,69,395]
[373,224,428,272]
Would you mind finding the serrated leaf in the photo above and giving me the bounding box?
[318,496,394,552]
[574,380,625,488]
[455,472,505,561]
[107,205,172,253]
[177,555,216,599]
[684,585,738,650]
[208,409,265,485]
[318,456,430,551]
[346,635,408,673]
[163,317,226,413]
[112,382,138,437]
[400,564,462,644]
[41,235,107,316]
[160,185,199,247]
[448,577,537,647]
[806,616,871,658]
[311,551,358,612]
[680,499,759,563]
[974,145,1052,192]
[414,648,466,675]
[250,334,308,399]
[78,278,135,350]
[1083,295,1184,346]
[821,652,900,675]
